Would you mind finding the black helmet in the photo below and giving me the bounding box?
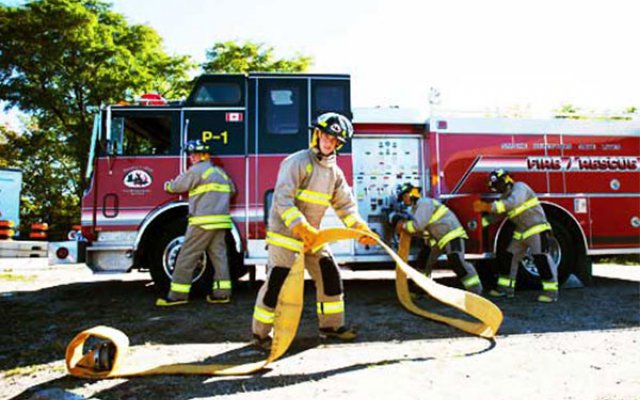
[396,182,421,201]
[310,112,353,144]
[184,139,210,154]
[488,169,514,192]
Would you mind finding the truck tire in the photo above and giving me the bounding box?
[550,219,576,285]
[148,218,213,297]
[496,218,575,289]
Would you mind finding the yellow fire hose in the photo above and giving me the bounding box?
[65,228,502,378]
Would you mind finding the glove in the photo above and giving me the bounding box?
[473,200,492,213]
[291,221,319,251]
[164,182,173,193]
[353,222,378,246]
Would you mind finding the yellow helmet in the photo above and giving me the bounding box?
[396,182,422,201]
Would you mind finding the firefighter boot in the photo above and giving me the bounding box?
[251,334,272,352]
[155,296,188,307]
[461,273,483,295]
[537,290,559,303]
[534,254,559,303]
[537,281,559,303]
[448,250,483,295]
[489,275,515,298]
[488,287,514,298]
[319,326,358,341]
[206,294,231,304]
[490,252,516,298]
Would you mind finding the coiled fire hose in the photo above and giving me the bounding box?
[65,228,503,378]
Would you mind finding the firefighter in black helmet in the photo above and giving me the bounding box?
[309,112,353,152]
[474,169,558,302]
[156,139,236,306]
[394,183,483,294]
[251,112,377,351]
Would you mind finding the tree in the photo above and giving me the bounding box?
[554,104,638,120]
[554,103,582,119]
[0,0,194,231]
[0,0,194,191]
[0,121,79,238]
[202,41,312,73]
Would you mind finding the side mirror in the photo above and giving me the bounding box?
[107,117,124,156]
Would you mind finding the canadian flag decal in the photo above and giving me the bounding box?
[225,112,243,122]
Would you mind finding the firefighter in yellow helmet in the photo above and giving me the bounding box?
[394,183,483,294]
[156,139,236,306]
[251,112,378,350]
[473,169,558,302]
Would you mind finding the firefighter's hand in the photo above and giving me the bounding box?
[164,182,173,193]
[473,200,492,213]
[291,221,319,251]
[353,222,379,246]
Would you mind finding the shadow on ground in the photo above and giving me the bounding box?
[2,273,639,399]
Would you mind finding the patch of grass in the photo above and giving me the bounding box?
[0,273,36,282]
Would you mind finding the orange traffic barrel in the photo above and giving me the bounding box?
[29,222,49,240]
[0,220,15,240]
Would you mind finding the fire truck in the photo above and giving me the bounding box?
[81,73,640,294]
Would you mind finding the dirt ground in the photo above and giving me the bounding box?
[1,259,639,400]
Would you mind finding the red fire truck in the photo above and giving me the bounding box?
[81,73,640,294]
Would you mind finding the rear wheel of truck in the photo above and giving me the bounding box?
[496,218,576,290]
[148,218,213,297]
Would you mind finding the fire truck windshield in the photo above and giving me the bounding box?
[192,82,242,106]
[107,115,173,156]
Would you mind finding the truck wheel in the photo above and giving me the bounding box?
[148,218,213,297]
[497,219,576,289]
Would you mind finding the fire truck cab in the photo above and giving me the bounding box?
[82,72,640,294]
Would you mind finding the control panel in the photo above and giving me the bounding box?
[351,136,424,255]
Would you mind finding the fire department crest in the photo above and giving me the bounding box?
[123,169,152,188]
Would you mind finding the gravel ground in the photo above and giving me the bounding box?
[0,260,638,400]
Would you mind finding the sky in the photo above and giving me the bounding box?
[1,0,639,124]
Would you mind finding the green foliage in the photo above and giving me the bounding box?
[0,122,79,238]
[0,0,194,233]
[554,103,580,118]
[0,0,194,186]
[0,1,312,234]
[554,103,637,120]
[202,40,312,73]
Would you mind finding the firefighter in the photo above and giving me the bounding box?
[156,139,236,306]
[394,183,483,295]
[251,112,378,350]
[473,169,558,302]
